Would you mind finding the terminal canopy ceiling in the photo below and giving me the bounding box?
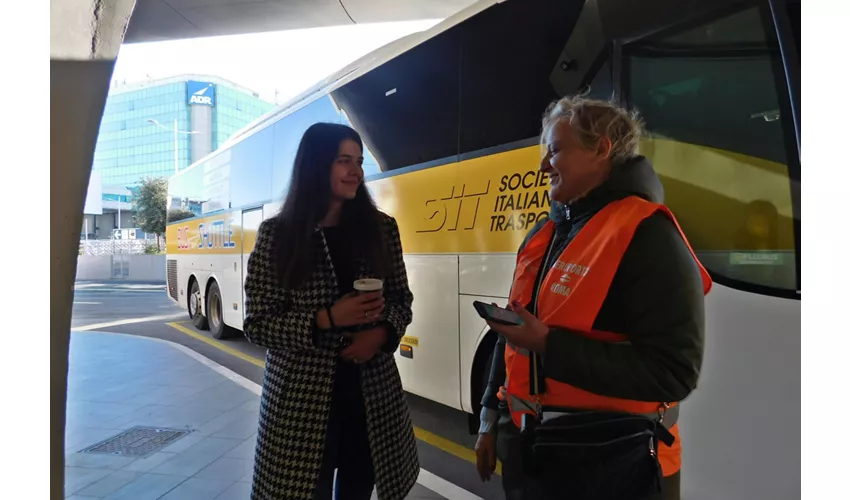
[125,0,477,43]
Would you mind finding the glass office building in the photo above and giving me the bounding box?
[93,75,275,187]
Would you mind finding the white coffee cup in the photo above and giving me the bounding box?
[354,278,383,295]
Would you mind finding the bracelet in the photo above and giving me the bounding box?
[326,307,337,330]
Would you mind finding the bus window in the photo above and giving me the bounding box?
[458,0,584,156]
[269,96,357,196]
[625,5,799,293]
[331,27,461,172]
[585,58,613,101]
[168,164,206,217]
[786,1,800,55]
[230,125,275,210]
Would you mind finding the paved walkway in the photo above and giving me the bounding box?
[64,332,449,499]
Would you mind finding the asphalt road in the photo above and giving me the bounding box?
[70,281,504,499]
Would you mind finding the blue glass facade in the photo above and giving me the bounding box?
[93,78,275,187]
[214,85,276,147]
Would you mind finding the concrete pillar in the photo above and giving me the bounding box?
[50,1,135,498]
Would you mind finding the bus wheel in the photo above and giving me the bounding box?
[189,279,209,330]
[207,281,236,340]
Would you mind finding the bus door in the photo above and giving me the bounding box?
[241,208,264,319]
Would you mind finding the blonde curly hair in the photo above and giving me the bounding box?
[542,95,644,167]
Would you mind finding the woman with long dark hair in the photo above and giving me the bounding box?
[244,123,418,500]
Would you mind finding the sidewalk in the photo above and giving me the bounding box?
[64,332,448,499]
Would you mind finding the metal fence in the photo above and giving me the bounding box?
[79,239,158,256]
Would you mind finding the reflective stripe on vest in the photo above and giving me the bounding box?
[506,340,629,357]
[503,196,712,477]
[502,392,680,429]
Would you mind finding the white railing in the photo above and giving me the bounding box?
[79,239,159,256]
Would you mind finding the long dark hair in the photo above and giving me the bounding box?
[273,123,387,289]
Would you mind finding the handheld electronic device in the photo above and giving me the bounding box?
[473,300,524,326]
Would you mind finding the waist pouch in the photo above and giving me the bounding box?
[519,407,675,500]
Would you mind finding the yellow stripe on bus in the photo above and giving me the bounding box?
[167,138,795,257]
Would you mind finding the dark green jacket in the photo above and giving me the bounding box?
[481,156,706,419]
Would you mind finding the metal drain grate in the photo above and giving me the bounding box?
[79,426,191,457]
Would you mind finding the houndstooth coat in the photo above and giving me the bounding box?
[243,212,419,500]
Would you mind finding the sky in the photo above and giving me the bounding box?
[111,19,440,105]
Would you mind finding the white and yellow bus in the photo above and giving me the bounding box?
[166,0,800,497]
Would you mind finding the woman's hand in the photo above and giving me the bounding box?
[318,292,385,329]
[486,301,550,353]
[340,326,388,364]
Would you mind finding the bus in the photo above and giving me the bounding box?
[165,0,800,498]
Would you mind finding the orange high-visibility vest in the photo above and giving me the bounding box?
[500,196,712,477]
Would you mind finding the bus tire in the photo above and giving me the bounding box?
[207,281,237,340]
[189,279,209,331]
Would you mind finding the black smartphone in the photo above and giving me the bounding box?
[473,301,524,326]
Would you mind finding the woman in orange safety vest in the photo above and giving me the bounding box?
[474,96,711,500]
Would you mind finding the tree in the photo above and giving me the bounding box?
[167,209,196,223]
[135,177,169,250]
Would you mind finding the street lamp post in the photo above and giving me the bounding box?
[147,118,199,175]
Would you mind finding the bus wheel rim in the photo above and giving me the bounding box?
[211,295,221,328]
